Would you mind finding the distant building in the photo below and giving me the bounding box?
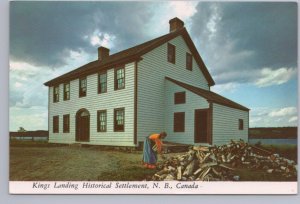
[10,130,49,141]
[44,17,249,147]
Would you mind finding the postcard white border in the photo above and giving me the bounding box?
[4,0,300,201]
[9,181,298,194]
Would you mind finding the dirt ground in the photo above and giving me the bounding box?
[10,145,156,181]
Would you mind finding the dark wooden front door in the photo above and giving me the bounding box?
[76,109,90,142]
[194,109,208,143]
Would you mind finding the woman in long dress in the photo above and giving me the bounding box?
[142,132,167,169]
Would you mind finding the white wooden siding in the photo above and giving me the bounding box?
[48,62,135,146]
[212,103,249,145]
[137,35,210,143]
[164,80,209,145]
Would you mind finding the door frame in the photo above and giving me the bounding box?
[194,106,212,144]
[76,108,90,142]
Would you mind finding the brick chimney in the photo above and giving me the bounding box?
[98,46,110,61]
[169,17,184,32]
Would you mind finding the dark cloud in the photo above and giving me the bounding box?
[10,1,154,67]
[190,2,297,84]
[10,1,297,82]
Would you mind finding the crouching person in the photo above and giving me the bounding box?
[142,132,167,169]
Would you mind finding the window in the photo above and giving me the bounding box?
[63,114,70,133]
[239,119,244,130]
[98,72,107,94]
[186,53,193,71]
[114,108,125,131]
[53,86,59,103]
[53,116,59,133]
[167,43,175,64]
[79,77,87,97]
[114,67,125,90]
[174,112,185,132]
[174,92,186,104]
[97,110,107,132]
[63,83,70,101]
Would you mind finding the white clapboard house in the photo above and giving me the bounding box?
[44,17,249,147]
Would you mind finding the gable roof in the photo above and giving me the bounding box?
[44,28,215,86]
[165,77,249,111]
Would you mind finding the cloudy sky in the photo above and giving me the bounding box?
[9,1,297,131]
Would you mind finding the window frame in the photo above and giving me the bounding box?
[98,71,107,94]
[114,66,125,90]
[79,77,87,97]
[53,85,59,103]
[53,115,59,133]
[63,82,70,101]
[167,43,176,64]
[186,52,193,71]
[239,119,244,130]
[114,108,125,132]
[63,114,70,133]
[97,110,107,132]
[174,112,185,132]
[174,91,186,104]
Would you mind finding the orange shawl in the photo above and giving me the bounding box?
[149,133,163,153]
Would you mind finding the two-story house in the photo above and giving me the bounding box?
[44,17,249,147]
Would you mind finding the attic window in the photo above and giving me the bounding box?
[167,43,175,64]
[79,77,87,97]
[186,53,192,71]
[239,119,244,130]
[53,85,59,103]
[174,92,186,104]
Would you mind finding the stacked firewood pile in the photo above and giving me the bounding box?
[152,140,297,181]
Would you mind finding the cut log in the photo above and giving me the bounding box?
[199,162,218,169]
[177,166,182,180]
[193,146,210,152]
[197,167,211,181]
[193,167,203,176]
[219,163,235,170]
[183,160,195,177]
[200,153,211,164]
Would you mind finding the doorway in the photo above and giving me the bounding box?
[76,108,90,142]
[194,109,209,143]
